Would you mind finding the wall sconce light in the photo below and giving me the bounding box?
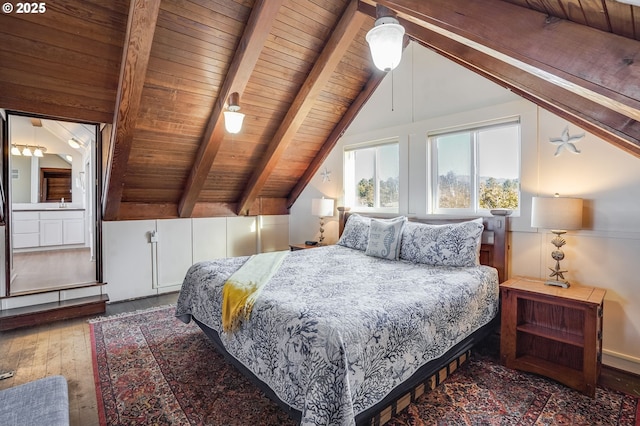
[311,197,335,245]
[531,194,583,288]
[366,5,405,72]
[224,92,245,134]
[11,145,21,156]
[21,146,33,156]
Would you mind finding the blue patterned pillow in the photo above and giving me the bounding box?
[337,214,371,251]
[365,217,406,260]
[399,219,484,267]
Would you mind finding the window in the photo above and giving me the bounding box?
[430,120,520,214]
[344,141,399,212]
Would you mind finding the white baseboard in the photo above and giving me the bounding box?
[602,349,640,376]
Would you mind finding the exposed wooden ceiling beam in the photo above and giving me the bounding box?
[102,0,161,221]
[361,0,640,157]
[286,72,388,209]
[177,0,283,218]
[287,31,410,209]
[407,21,640,157]
[236,0,367,216]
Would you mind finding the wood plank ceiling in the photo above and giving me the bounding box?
[0,0,639,220]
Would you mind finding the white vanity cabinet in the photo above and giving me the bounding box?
[12,211,40,249]
[40,218,63,246]
[13,209,85,249]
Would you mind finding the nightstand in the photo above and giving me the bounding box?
[289,243,319,251]
[500,276,605,397]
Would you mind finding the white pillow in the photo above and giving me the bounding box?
[365,217,407,260]
[399,219,484,267]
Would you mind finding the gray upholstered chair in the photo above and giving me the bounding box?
[0,375,69,426]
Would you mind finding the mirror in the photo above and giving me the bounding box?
[11,154,72,203]
[40,167,72,202]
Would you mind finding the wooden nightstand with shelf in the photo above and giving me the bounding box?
[500,276,605,397]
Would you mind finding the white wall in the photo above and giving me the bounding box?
[102,215,289,302]
[290,42,640,374]
[0,215,289,310]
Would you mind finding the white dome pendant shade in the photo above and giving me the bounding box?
[366,16,405,72]
[223,110,245,134]
[224,92,245,134]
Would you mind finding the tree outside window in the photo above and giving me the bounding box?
[432,121,520,213]
[344,142,399,212]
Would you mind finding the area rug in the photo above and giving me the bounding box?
[90,305,640,425]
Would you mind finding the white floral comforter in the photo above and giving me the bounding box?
[175,244,499,426]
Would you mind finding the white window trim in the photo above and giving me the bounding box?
[343,139,399,213]
[428,118,521,215]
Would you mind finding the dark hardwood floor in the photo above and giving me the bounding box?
[599,364,640,398]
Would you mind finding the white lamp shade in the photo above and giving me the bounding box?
[33,147,44,157]
[312,198,334,217]
[22,146,32,156]
[366,17,405,72]
[224,110,245,134]
[11,145,21,155]
[531,196,583,230]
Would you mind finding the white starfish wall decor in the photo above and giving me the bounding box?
[549,126,584,156]
[321,167,331,182]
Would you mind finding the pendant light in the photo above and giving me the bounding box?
[224,92,245,134]
[366,6,405,72]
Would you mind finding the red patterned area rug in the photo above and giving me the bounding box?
[90,305,639,426]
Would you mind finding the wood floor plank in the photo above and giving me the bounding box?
[26,324,51,384]
[46,323,63,377]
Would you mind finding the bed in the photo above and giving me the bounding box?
[175,211,508,426]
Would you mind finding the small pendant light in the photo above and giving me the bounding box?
[224,92,245,134]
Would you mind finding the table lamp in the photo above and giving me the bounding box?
[531,194,583,288]
[311,197,334,245]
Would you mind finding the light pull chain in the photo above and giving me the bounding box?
[391,68,395,112]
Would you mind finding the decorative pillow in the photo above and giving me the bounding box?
[337,214,371,251]
[399,219,484,267]
[365,217,407,260]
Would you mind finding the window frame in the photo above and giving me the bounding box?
[428,118,521,215]
[343,139,400,213]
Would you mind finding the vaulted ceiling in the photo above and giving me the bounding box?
[1,0,639,220]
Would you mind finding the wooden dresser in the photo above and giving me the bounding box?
[500,276,605,397]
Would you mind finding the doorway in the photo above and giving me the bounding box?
[5,113,101,296]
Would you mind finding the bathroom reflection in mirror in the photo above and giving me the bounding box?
[11,153,72,203]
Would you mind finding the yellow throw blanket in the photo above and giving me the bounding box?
[222,250,289,333]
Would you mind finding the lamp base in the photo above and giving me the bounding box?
[544,279,570,289]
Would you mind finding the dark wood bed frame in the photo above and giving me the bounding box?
[193,209,509,425]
